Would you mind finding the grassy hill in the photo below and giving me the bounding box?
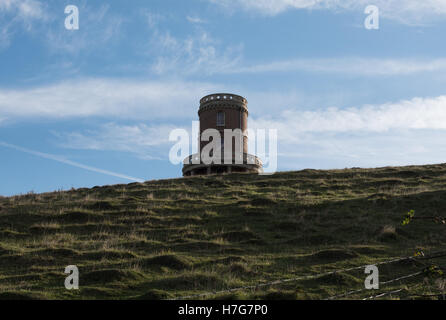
[1,164,446,300]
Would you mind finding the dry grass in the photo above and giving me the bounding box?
[0,164,446,299]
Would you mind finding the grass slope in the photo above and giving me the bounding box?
[1,164,446,300]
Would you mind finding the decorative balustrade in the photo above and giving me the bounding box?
[183,153,262,166]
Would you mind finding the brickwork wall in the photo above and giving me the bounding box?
[198,94,249,154]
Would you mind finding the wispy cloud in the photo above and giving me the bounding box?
[54,123,179,160]
[45,3,124,55]
[140,20,446,77]
[0,78,220,122]
[143,24,446,77]
[145,16,243,76]
[0,1,124,53]
[186,15,207,24]
[0,0,47,48]
[230,57,446,76]
[0,141,145,182]
[142,10,166,28]
[150,51,446,77]
[151,30,243,75]
[0,0,47,22]
[209,0,446,25]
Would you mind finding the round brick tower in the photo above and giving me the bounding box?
[183,93,263,176]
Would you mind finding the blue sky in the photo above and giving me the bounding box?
[1,0,446,196]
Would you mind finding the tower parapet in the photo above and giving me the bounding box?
[199,93,248,115]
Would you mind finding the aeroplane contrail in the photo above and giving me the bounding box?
[0,141,145,183]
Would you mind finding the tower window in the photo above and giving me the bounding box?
[217,111,225,126]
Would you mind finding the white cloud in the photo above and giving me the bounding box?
[210,0,446,24]
[3,76,446,134]
[186,16,207,24]
[251,95,446,139]
[210,0,324,15]
[47,93,446,171]
[249,95,446,169]
[230,57,446,76]
[0,78,220,121]
[2,77,446,134]
[275,129,446,170]
[54,123,179,160]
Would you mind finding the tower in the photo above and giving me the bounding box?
[182,93,263,176]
